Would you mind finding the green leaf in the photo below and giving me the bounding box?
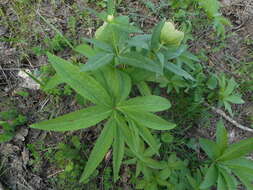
[217,174,228,190]
[118,95,171,112]
[80,119,114,182]
[182,51,200,62]
[93,67,131,104]
[74,43,97,58]
[140,157,165,169]
[82,37,113,52]
[115,115,136,152]
[207,74,217,90]
[225,95,244,104]
[81,53,114,71]
[0,121,14,143]
[224,78,237,96]
[199,138,220,160]
[216,120,228,153]
[113,125,125,182]
[186,175,198,189]
[233,168,253,189]
[159,168,171,180]
[200,164,218,189]
[165,62,194,80]
[219,167,237,190]
[128,35,150,49]
[137,81,152,96]
[118,53,162,74]
[30,106,111,131]
[222,158,253,174]
[218,137,253,161]
[151,20,165,51]
[137,124,160,155]
[107,0,115,15]
[165,45,187,60]
[223,101,233,116]
[112,22,142,34]
[47,52,112,106]
[125,111,176,131]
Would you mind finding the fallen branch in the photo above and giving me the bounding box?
[204,103,253,132]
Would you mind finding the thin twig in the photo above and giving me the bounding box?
[204,103,253,132]
[47,169,64,178]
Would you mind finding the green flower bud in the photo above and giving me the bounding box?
[94,22,114,44]
[94,22,108,40]
[160,21,184,46]
[107,15,114,22]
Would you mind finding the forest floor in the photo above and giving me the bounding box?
[0,0,253,189]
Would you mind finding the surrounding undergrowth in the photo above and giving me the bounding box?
[0,0,253,190]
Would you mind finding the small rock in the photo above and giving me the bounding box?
[14,127,29,141]
[11,157,23,172]
[21,148,30,167]
[0,26,7,36]
[30,176,43,189]
[0,143,20,156]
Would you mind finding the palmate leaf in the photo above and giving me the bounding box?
[218,137,253,161]
[80,118,115,182]
[136,124,160,155]
[125,110,176,131]
[224,78,237,96]
[199,138,221,160]
[47,53,112,107]
[113,125,125,182]
[216,120,228,153]
[93,67,131,104]
[232,168,253,189]
[218,167,237,190]
[115,114,136,152]
[217,174,228,190]
[222,158,253,174]
[225,95,244,104]
[118,95,171,112]
[200,164,218,189]
[30,105,112,131]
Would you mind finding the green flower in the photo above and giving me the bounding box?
[94,15,114,43]
[95,22,108,40]
[160,21,184,46]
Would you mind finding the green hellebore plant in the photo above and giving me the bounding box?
[160,21,184,47]
[30,53,176,183]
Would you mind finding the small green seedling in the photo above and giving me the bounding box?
[200,120,253,190]
[0,109,27,143]
[218,75,244,115]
